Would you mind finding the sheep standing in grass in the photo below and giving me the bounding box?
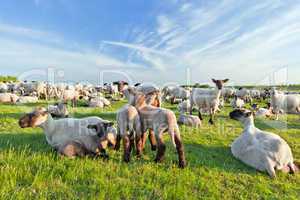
[129,88,186,168]
[229,109,299,178]
[19,107,113,157]
[231,96,245,109]
[190,79,229,124]
[115,103,143,162]
[270,88,300,120]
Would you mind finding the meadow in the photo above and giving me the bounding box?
[0,99,299,199]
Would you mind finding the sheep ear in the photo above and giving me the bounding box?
[212,79,217,83]
[223,79,229,83]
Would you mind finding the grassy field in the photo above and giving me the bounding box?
[0,99,299,199]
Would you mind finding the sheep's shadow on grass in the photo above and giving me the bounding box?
[184,143,257,175]
[0,133,53,154]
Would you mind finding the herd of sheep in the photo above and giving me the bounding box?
[1,79,300,178]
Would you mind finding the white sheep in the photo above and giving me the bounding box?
[0,93,19,103]
[270,88,300,120]
[129,89,186,168]
[178,113,201,127]
[116,104,142,162]
[190,79,229,124]
[162,86,190,104]
[231,96,245,109]
[229,109,299,178]
[19,107,107,151]
[0,83,8,93]
[178,100,191,113]
[16,96,38,104]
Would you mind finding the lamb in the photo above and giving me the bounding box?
[221,87,235,102]
[270,88,300,120]
[251,103,273,118]
[229,109,299,178]
[47,102,69,118]
[62,89,80,107]
[178,100,191,113]
[115,104,143,162]
[177,113,201,127]
[18,107,110,154]
[0,93,19,103]
[189,79,229,124]
[231,96,245,109]
[130,89,186,168]
[236,87,252,103]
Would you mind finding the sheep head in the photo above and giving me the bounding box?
[19,107,48,128]
[212,79,229,90]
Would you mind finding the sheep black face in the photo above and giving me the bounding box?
[19,107,48,128]
[212,79,229,90]
[229,109,252,121]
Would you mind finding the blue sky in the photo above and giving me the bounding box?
[0,0,299,85]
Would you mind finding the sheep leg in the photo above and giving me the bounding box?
[129,132,135,153]
[154,133,166,163]
[141,131,148,151]
[148,129,157,151]
[174,132,186,168]
[123,135,131,163]
[208,108,214,125]
[114,133,121,151]
[265,159,276,178]
[135,134,143,158]
[171,97,175,104]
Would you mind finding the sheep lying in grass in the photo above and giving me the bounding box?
[129,88,187,168]
[0,93,19,103]
[47,102,69,118]
[177,113,201,127]
[229,109,299,178]
[88,96,111,108]
[19,107,113,158]
[16,96,38,104]
[251,103,273,118]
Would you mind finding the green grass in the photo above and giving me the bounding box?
[0,100,299,200]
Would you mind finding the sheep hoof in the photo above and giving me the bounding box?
[209,119,214,125]
[178,160,187,169]
[151,145,157,151]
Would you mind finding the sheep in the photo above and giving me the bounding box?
[0,83,8,93]
[178,100,191,113]
[88,96,111,108]
[62,89,80,107]
[115,104,143,162]
[18,107,109,152]
[236,87,252,103]
[47,102,69,118]
[221,87,235,102]
[130,89,186,168]
[251,103,273,118]
[270,88,300,120]
[231,96,245,109]
[162,86,190,104]
[177,113,201,127]
[229,109,299,178]
[190,79,229,124]
[16,96,38,104]
[0,93,19,103]
[128,84,161,151]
